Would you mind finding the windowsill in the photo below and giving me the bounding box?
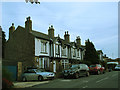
[62,55,67,56]
[56,53,60,55]
[40,52,48,54]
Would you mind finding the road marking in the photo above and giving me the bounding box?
[112,74,117,77]
[83,80,88,83]
[96,77,109,83]
[60,80,71,82]
[83,86,88,88]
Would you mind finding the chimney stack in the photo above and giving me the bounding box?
[48,25,54,38]
[64,31,70,43]
[25,16,32,32]
[9,23,15,39]
[76,36,81,47]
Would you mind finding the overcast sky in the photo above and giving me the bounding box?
[1,2,118,59]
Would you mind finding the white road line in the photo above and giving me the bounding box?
[112,74,117,77]
[83,80,89,83]
[61,80,71,82]
[83,86,88,88]
[96,77,109,83]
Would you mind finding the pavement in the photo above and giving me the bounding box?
[13,81,50,88]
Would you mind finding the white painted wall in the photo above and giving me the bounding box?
[54,44,55,57]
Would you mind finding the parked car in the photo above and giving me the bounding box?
[89,64,105,75]
[114,64,120,71]
[63,64,90,79]
[22,68,55,81]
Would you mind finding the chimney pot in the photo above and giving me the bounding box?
[28,16,30,20]
[65,31,66,35]
[51,25,53,28]
[67,31,68,34]
[12,23,14,26]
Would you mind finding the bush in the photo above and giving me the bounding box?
[2,67,14,89]
[2,78,13,89]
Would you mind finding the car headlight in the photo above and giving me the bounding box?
[70,71,74,73]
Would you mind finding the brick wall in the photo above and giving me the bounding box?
[4,27,35,69]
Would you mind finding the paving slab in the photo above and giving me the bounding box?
[13,81,49,88]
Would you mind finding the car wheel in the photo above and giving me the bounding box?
[97,70,100,75]
[103,71,105,74]
[86,72,90,77]
[75,73,79,79]
[22,77,27,82]
[64,76,67,79]
[38,76,43,81]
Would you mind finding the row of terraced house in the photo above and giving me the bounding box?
[4,16,103,74]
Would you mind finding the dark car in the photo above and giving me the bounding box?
[63,64,90,79]
[89,64,105,74]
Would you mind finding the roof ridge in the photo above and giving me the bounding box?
[32,30,48,36]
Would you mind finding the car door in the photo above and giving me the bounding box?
[79,64,85,76]
[25,69,37,80]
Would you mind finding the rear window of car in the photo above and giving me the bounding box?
[70,65,78,69]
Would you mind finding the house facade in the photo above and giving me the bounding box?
[97,50,103,61]
[4,16,85,73]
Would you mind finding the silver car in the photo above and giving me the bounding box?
[22,68,55,81]
[114,65,120,71]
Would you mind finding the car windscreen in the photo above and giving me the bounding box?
[116,65,120,67]
[69,65,78,69]
[36,69,45,72]
[90,65,96,67]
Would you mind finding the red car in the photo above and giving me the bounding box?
[89,64,105,75]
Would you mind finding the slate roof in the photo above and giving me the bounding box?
[30,30,50,40]
[16,26,85,50]
[97,50,103,54]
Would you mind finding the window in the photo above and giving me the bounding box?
[77,49,79,57]
[39,58,42,68]
[61,60,69,69]
[73,48,76,57]
[56,44,60,55]
[62,47,66,56]
[41,41,47,53]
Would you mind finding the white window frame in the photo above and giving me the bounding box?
[41,41,47,53]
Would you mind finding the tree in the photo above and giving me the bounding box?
[2,28,6,59]
[84,39,99,66]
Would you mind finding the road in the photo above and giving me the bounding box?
[30,71,119,88]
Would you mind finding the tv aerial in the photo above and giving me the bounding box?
[25,0,40,4]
